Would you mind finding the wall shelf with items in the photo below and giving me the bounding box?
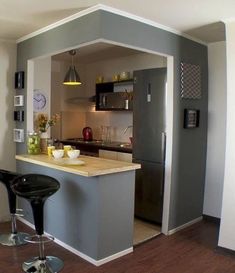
[95,79,133,111]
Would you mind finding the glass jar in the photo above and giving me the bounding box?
[27,132,40,154]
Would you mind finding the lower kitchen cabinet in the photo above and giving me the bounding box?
[99,149,132,162]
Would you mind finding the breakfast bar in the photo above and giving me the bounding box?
[16,154,140,266]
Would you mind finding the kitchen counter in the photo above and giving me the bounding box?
[16,153,140,265]
[15,154,139,177]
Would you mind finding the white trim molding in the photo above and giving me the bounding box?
[161,56,174,235]
[222,17,235,24]
[18,217,133,266]
[17,4,207,46]
[167,217,203,235]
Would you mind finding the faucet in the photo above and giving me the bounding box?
[123,125,133,134]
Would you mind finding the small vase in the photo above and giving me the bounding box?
[40,132,49,154]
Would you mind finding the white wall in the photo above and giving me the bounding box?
[33,57,51,134]
[84,52,166,98]
[203,41,226,218]
[0,41,16,221]
[219,21,235,250]
[51,59,86,139]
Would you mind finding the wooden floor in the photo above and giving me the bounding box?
[1,220,235,273]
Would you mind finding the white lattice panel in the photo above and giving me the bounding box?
[180,62,201,99]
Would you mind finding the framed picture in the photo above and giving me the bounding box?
[13,129,24,142]
[184,109,200,129]
[15,71,24,89]
[14,95,24,106]
[14,111,24,122]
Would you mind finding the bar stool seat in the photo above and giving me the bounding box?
[11,173,63,273]
[0,169,29,246]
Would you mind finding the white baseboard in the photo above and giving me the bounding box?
[18,217,133,266]
[167,216,203,235]
[95,247,133,266]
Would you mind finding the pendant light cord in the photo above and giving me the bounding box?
[69,50,76,66]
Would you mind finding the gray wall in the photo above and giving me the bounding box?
[17,10,208,230]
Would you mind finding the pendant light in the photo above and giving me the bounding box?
[63,50,81,85]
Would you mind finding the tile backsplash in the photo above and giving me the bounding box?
[85,111,133,143]
[56,110,133,143]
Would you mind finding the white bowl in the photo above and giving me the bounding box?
[67,149,80,159]
[52,149,64,159]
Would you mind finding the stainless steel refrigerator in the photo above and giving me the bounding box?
[133,67,167,224]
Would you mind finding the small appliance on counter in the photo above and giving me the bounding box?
[82,127,93,141]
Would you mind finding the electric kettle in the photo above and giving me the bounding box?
[82,127,93,141]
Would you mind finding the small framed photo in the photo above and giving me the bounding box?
[184,109,200,129]
[15,71,24,89]
[14,95,24,106]
[13,129,24,142]
[14,110,24,122]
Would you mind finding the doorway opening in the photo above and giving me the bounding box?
[134,218,161,245]
[26,39,174,240]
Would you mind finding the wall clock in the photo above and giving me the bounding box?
[33,90,47,112]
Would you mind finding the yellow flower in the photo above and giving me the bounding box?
[36,113,60,133]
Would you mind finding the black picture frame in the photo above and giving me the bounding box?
[14,110,24,122]
[15,71,24,89]
[184,109,200,129]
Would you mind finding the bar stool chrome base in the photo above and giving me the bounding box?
[0,232,29,246]
[23,256,64,273]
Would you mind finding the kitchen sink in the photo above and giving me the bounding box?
[107,142,131,148]
[119,143,132,148]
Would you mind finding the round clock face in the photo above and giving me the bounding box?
[33,92,47,111]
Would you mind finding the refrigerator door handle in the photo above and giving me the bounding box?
[161,132,166,163]
[147,83,151,102]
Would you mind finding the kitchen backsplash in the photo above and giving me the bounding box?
[86,111,133,143]
[54,110,133,143]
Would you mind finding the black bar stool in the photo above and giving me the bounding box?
[11,173,63,273]
[0,169,29,246]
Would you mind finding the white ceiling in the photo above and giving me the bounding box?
[1,0,234,43]
[53,43,143,63]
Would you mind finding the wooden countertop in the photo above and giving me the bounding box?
[16,154,141,177]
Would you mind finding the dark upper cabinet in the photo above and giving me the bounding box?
[95,80,133,111]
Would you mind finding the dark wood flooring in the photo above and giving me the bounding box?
[0,220,235,273]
